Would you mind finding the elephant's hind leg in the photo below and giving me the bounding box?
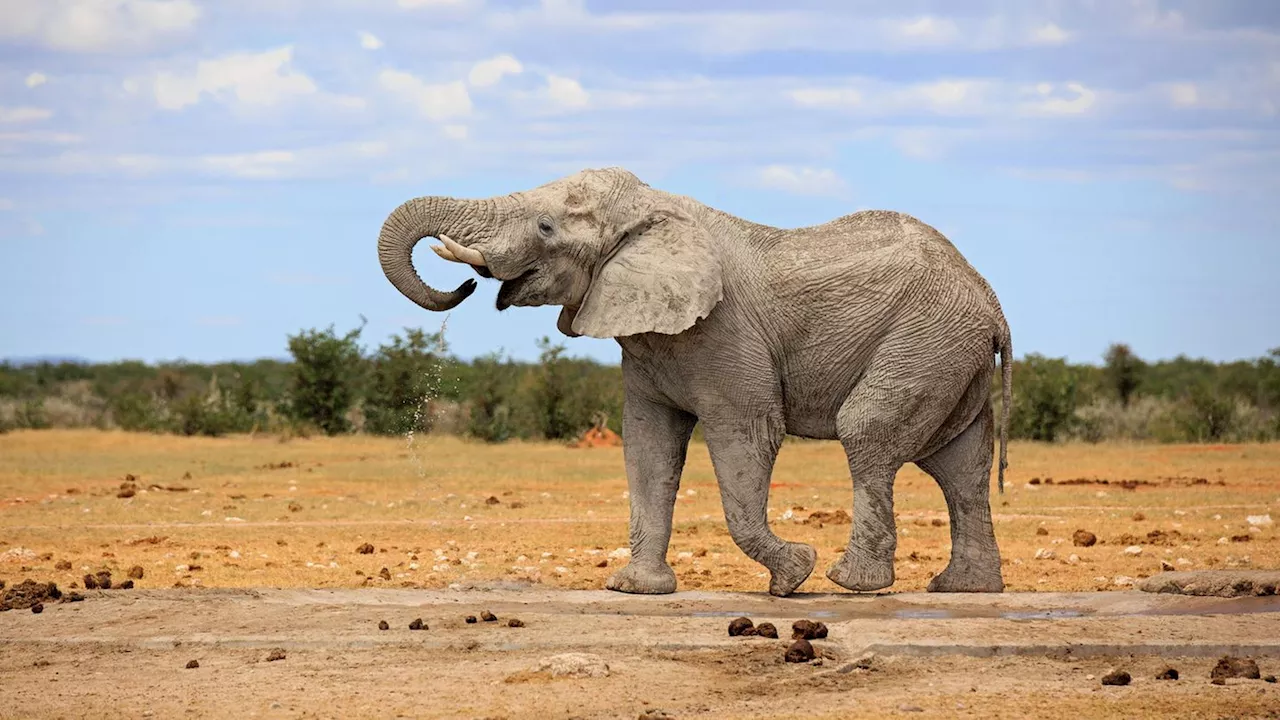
[703,416,817,597]
[827,358,974,592]
[916,404,1004,593]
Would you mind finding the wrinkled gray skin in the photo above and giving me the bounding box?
[378,167,1012,596]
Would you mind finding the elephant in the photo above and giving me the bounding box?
[377,167,1013,596]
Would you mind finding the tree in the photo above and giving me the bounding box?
[1103,343,1144,408]
[1010,354,1079,442]
[284,320,366,435]
[365,328,448,436]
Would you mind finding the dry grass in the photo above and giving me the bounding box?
[1,430,1277,594]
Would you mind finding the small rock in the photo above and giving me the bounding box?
[1034,548,1055,560]
[1264,675,1276,683]
[1035,527,1049,536]
[727,616,754,637]
[118,580,134,589]
[1132,512,1146,521]
[755,622,778,639]
[792,619,828,640]
[1073,530,1097,547]
[82,574,98,590]
[409,618,425,630]
[379,567,391,581]
[481,610,497,622]
[596,560,608,568]
[1211,655,1260,681]
[1101,669,1131,686]
[1123,545,1143,556]
[378,620,389,631]
[356,543,374,554]
[1160,560,1175,572]
[1246,514,1272,527]
[186,660,199,669]
[486,495,500,505]
[31,603,43,614]
[1155,667,1179,680]
[785,639,816,663]
[265,648,286,662]
[54,560,72,570]
[465,615,478,624]
[508,618,525,628]
[128,566,145,580]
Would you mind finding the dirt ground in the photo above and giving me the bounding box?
[1,430,1279,718]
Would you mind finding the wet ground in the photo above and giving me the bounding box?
[3,584,1279,718]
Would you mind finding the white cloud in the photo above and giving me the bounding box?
[751,165,849,197]
[151,46,318,110]
[202,150,297,178]
[1029,23,1071,45]
[25,73,47,89]
[545,75,590,110]
[468,54,522,87]
[0,0,200,52]
[0,107,53,123]
[1021,81,1097,116]
[358,31,383,50]
[0,130,83,144]
[890,15,960,44]
[442,124,469,140]
[1168,83,1200,107]
[398,0,472,7]
[378,69,472,120]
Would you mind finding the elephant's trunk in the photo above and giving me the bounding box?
[377,196,491,311]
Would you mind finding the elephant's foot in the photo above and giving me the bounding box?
[605,561,677,594]
[825,552,894,592]
[926,557,1004,593]
[767,542,817,597]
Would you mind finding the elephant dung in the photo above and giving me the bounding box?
[785,639,817,663]
[727,617,755,637]
[792,619,828,640]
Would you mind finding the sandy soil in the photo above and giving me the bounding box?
[2,430,1278,718]
[3,586,1279,719]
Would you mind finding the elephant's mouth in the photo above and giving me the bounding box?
[495,268,537,311]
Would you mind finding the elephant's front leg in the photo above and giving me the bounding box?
[605,396,696,595]
[703,416,817,597]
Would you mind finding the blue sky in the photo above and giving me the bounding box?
[1,0,1277,366]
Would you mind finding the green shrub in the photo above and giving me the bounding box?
[283,321,366,436]
[1010,354,1080,442]
[365,328,448,436]
[466,351,519,443]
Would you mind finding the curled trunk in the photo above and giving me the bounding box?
[377,196,490,311]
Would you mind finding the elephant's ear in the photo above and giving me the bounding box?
[571,211,723,339]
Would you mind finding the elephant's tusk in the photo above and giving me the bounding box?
[439,234,487,267]
[431,244,462,263]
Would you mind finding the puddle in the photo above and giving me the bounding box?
[893,609,955,620]
[1000,610,1085,620]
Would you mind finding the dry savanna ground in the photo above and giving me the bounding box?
[0,430,1277,594]
[3,430,1280,720]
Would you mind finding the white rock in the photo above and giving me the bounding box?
[1213,514,1222,520]
[463,515,472,522]
[554,566,569,574]
[1177,558,1191,565]
[541,552,553,558]
[536,653,610,679]
[1174,510,1186,516]
[200,509,212,517]
[1123,545,1143,556]
[1095,491,1107,498]
[1067,554,1080,564]
[229,550,241,559]
[1113,576,1136,587]
[608,547,631,560]
[781,509,794,521]
[224,517,244,522]
[0,547,36,562]
[685,489,697,496]
[1247,514,1273,526]
[676,551,693,561]
[1034,548,1055,560]
[1217,537,1229,545]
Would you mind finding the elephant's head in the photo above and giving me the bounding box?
[378,167,723,339]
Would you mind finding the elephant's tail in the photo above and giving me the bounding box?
[997,324,1012,495]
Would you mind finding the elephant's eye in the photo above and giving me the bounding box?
[538,219,554,236]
